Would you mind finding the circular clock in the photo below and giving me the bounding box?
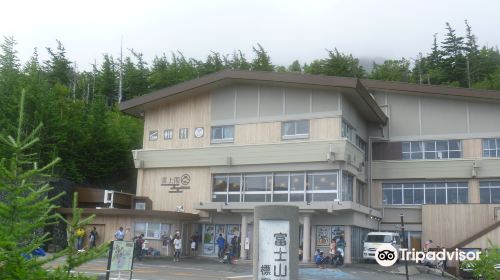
[194,127,204,138]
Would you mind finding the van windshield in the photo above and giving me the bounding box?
[366,235,393,243]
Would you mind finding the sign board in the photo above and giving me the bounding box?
[108,241,134,272]
[258,220,290,280]
[161,173,191,193]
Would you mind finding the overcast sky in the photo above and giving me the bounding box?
[2,0,499,70]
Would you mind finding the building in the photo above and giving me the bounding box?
[119,70,500,264]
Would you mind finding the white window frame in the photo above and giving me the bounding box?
[281,120,310,140]
[211,125,234,143]
[483,138,500,158]
[382,182,468,205]
[402,140,462,160]
[479,181,500,203]
[341,120,355,143]
[134,222,171,240]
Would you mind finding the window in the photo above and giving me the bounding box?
[282,120,309,139]
[211,171,338,203]
[135,202,146,210]
[483,138,500,157]
[306,172,338,202]
[179,128,189,139]
[164,129,173,140]
[356,135,367,160]
[211,125,234,143]
[402,140,461,160]
[356,181,366,205]
[341,172,353,201]
[149,130,158,141]
[479,181,500,204]
[134,222,170,239]
[383,182,468,205]
[341,120,355,142]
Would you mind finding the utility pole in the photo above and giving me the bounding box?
[118,36,123,103]
[400,213,409,280]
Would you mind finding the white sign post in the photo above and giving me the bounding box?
[258,220,290,280]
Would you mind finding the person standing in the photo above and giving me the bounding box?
[89,227,98,248]
[75,227,85,250]
[216,234,226,259]
[173,235,182,262]
[190,239,197,257]
[115,227,125,241]
[230,235,238,256]
[329,239,337,261]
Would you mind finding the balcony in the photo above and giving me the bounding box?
[133,139,365,170]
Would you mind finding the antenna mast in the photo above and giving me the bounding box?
[118,36,123,103]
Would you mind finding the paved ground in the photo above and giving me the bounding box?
[50,256,451,280]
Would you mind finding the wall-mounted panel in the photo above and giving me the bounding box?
[420,96,467,135]
[259,85,283,117]
[312,90,339,113]
[212,86,235,121]
[236,84,258,119]
[469,101,500,133]
[285,87,310,115]
[387,93,420,138]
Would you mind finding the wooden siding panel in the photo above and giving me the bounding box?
[143,93,211,150]
[140,167,211,213]
[234,122,281,145]
[310,117,341,140]
[422,204,499,248]
[463,139,482,159]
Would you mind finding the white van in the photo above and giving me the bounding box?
[362,232,401,260]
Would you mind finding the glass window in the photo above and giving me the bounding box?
[228,176,241,192]
[213,176,227,192]
[290,173,305,191]
[135,222,170,240]
[282,120,309,139]
[483,138,500,158]
[383,182,468,205]
[341,120,355,142]
[211,126,234,143]
[274,173,289,191]
[479,181,500,203]
[341,172,353,201]
[308,173,337,191]
[244,175,268,192]
[402,140,461,160]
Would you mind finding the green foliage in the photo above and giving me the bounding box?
[251,44,274,71]
[370,58,410,82]
[304,48,365,78]
[0,90,62,279]
[461,241,500,280]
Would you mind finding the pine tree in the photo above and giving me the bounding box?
[441,22,467,86]
[0,90,61,279]
[45,40,73,87]
[288,60,302,72]
[251,44,273,71]
[96,54,117,106]
[370,58,410,82]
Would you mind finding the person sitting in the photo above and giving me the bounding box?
[315,251,329,269]
[220,245,235,264]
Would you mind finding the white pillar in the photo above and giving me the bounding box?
[240,214,248,259]
[302,214,311,263]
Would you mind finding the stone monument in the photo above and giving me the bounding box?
[253,205,299,280]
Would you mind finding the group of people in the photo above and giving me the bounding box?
[216,234,240,264]
[74,226,99,251]
[315,238,346,268]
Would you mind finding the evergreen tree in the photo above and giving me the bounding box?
[0,90,61,279]
[441,22,467,86]
[251,44,273,71]
[44,40,73,87]
[229,50,251,70]
[288,60,302,72]
[96,54,117,106]
[370,58,410,82]
[0,37,21,138]
[304,49,365,78]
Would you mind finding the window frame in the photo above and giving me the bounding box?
[402,140,462,160]
[211,125,235,144]
[281,120,310,140]
[341,119,355,143]
[382,182,468,205]
[479,181,500,204]
[134,222,171,240]
[483,138,500,158]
